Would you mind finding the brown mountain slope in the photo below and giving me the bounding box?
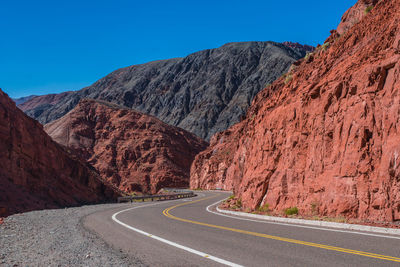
[191,0,400,223]
[17,91,74,118]
[45,99,208,194]
[0,89,119,217]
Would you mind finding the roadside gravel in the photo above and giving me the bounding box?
[0,203,146,266]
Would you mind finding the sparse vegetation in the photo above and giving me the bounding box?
[225,195,243,210]
[257,203,270,213]
[284,206,299,216]
[288,64,297,73]
[230,197,242,210]
[282,64,297,85]
[310,42,331,58]
[320,216,347,223]
[365,5,373,14]
[304,52,313,61]
[321,42,330,51]
[284,73,293,84]
[310,202,319,215]
[236,198,242,208]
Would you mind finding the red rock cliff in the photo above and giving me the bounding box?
[191,0,400,223]
[0,89,119,217]
[45,99,208,194]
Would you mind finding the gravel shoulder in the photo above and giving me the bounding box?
[0,203,146,266]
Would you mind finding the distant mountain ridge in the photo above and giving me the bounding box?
[282,42,314,53]
[20,91,74,118]
[20,41,311,140]
[13,95,37,105]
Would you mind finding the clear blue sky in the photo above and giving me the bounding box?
[1,0,356,98]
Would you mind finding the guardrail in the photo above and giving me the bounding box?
[161,188,193,193]
[117,191,195,203]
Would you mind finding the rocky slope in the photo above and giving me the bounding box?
[282,42,314,53]
[19,91,74,118]
[0,89,119,217]
[191,0,400,223]
[44,99,208,194]
[23,41,310,140]
[13,95,37,105]
[336,0,378,35]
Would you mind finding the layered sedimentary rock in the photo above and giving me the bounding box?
[22,42,310,140]
[191,0,400,223]
[0,89,119,217]
[45,99,208,194]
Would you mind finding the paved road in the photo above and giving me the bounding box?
[85,191,400,266]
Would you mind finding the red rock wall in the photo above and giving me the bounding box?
[45,99,208,194]
[0,90,119,217]
[191,0,400,223]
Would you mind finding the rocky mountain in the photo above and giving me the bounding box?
[282,42,314,53]
[12,95,37,105]
[0,89,119,217]
[22,41,310,140]
[19,91,74,117]
[44,99,208,194]
[191,0,400,223]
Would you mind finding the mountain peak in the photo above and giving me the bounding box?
[20,41,310,140]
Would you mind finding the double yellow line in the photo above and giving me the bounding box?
[163,196,400,263]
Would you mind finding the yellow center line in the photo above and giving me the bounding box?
[163,195,400,263]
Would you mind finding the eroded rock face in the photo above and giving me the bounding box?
[22,41,310,140]
[337,0,379,35]
[45,99,208,194]
[191,0,400,223]
[0,90,119,217]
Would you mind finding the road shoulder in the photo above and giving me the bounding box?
[210,201,400,236]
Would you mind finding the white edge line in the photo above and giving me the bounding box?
[206,198,400,240]
[112,199,243,267]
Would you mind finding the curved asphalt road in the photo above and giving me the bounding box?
[85,191,400,266]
